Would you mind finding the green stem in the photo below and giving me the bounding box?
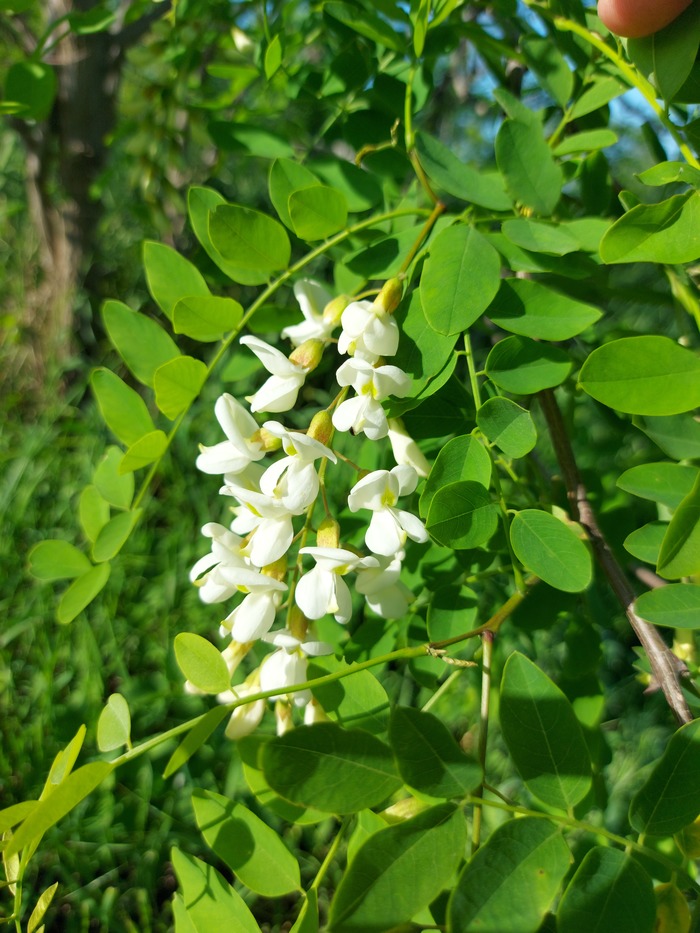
[466,795,700,892]
[310,815,351,892]
[553,15,700,169]
[471,629,493,854]
[398,199,446,275]
[131,206,430,513]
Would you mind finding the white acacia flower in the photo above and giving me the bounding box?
[356,553,412,619]
[218,681,266,740]
[259,630,333,707]
[219,567,287,642]
[338,299,399,362]
[387,418,430,478]
[240,335,308,413]
[295,547,373,623]
[221,482,298,566]
[190,522,249,604]
[196,394,264,476]
[348,465,428,556]
[281,280,335,346]
[258,421,337,512]
[333,359,411,440]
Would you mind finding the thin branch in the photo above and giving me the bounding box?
[538,389,691,725]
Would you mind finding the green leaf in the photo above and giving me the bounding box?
[93,447,134,510]
[163,706,231,780]
[634,413,700,460]
[269,159,319,229]
[486,336,572,394]
[5,61,56,120]
[623,522,667,564]
[310,157,382,212]
[628,2,700,101]
[657,474,700,579]
[421,225,501,336]
[119,430,168,473]
[56,563,111,625]
[448,817,571,933]
[291,890,318,933]
[289,185,348,240]
[27,881,59,933]
[501,219,579,256]
[240,735,326,825]
[261,723,402,814]
[414,132,512,210]
[28,540,91,582]
[79,485,110,543]
[97,694,131,752]
[154,356,208,419]
[654,882,692,932]
[91,369,155,447]
[617,462,699,510]
[45,725,86,789]
[636,584,700,629]
[569,76,627,118]
[420,434,491,519]
[413,0,429,56]
[209,205,291,283]
[171,849,260,933]
[264,33,282,79]
[427,584,479,642]
[174,633,230,695]
[522,35,572,107]
[636,161,700,187]
[495,118,563,215]
[553,129,618,155]
[324,1,403,51]
[487,279,601,341]
[143,241,210,320]
[308,656,390,734]
[426,481,499,549]
[328,803,466,933]
[579,336,700,416]
[189,187,268,285]
[0,801,38,834]
[630,719,700,835]
[392,289,458,395]
[192,790,301,896]
[557,847,655,933]
[389,708,481,798]
[6,761,114,858]
[173,296,243,342]
[500,652,593,809]
[476,397,537,459]
[345,225,427,280]
[208,122,293,158]
[510,510,592,593]
[600,192,700,264]
[91,510,141,563]
[102,300,179,387]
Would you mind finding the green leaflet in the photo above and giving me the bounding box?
[495,117,563,215]
[617,462,699,510]
[636,584,700,629]
[623,522,667,565]
[421,224,501,336]
[499,653,593,809]
[427,584,478,642]
[171,849,260,933]
[578,336,700,416]
[91,509,142,563]
[96,693,131,752]
[288,184,348,240]
[93,447,134,510]
[426,480,499,549]
[476,397,537,459]
[91,368,155,447]
[5,61,56,120]
[485,336,572,395]
[102,300,179,387]
[420,433,491,519]
[143,241,210,319]
[600,192,700,264]
[209,204,291,280]
[557,847,655,933]
[172,296,243,342]
[307,656,391,734]
[657,473,700,578]
[627,2,700,102]
[448,817,571,932]
[328,803,466,932]
[56,563,112,625]
[414,131,512,210]
[79,485,110,543]
[28,540,91,582]
[510,510,592,593]
[154,356,208,420]
[192,790,301,897]
[269,158,319,229]
[487,278,602,341]
[261,722,402,814]
[173,633,230,695]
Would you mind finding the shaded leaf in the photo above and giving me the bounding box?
[487,279,601,341]
[414,131,512,210]
[171,849,260,932]
[510,510,592,593]
[476,397,537,458]
[657,474,700,579]
[91,510,141,563]
[154,356,208,420]
[636,584,700,629]
[173,296,243,342]
[91,369,155,447]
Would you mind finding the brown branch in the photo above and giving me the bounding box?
[539,389,691,726]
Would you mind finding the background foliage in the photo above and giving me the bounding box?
[3,0,700,930]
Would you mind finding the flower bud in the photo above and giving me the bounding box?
[221,640,254,677]
[317,517,340,549]
[275,700,294,735]
[387,418,431,478]
[255,427,283,453]
[323,294,351,326]
[289,338,324,371]
[307,410,333,447]
[287,604,309,642]
[380,796,430,824]
[374,277,403,315]
[304,698,329,726]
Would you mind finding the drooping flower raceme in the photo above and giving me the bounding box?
[189,522,250,603]
[295,546,372,624]
[196,393,264,477]
[219,566,288,642]
[333,358,411,440]
[348,465,429,556]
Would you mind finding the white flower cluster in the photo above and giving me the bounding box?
[189,279,430,738]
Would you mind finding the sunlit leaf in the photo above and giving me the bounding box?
[28,540,91,582]
[56,564,111,625]
[143,241,210,320]
[171,849,259,932]
[174,633,230,695]
[173,296,243,342]
[91,369,155,447]
[154,356,208,419]
[487,279,601,341]
[510,510,592,593]
[426,481,499,549]
[97,694,131,752]
[657,474,700,579]
[486,336,572,394]
[102,300,179,387]
[91,510,142,563]
[476,397,537,458]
